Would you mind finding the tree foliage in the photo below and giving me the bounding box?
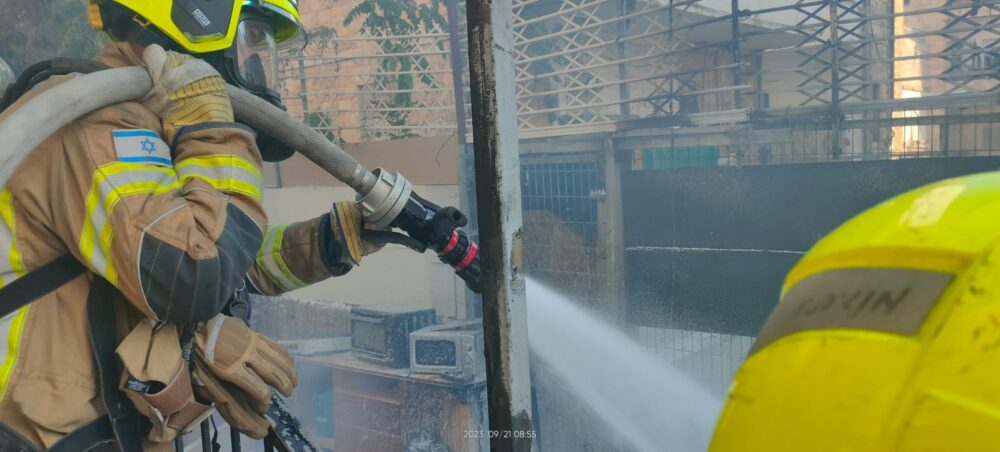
[0,0,107,71]
[344,0,447,139]
[343,0,446,39]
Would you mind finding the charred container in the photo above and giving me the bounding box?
[350,304,436,368]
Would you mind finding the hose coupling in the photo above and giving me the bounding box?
[357,168,413,229]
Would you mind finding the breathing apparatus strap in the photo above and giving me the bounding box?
[0,254,86,318]
[87,277,145,452]
[0,421,39,451]
[0,58,110,113]
[49,417,118,452]
[0,253,141,451]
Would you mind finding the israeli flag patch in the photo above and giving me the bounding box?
[111,130,172,167]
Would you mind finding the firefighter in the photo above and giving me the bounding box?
[0,1,379,450]
[710,172,1000,451]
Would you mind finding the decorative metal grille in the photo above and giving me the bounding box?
[279,27,456,143]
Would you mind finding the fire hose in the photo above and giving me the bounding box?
[0,66,481,292]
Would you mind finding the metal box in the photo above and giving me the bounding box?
[410,320,485,379]
[350,304,435,368]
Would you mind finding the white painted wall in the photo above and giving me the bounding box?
[261,185,467,319]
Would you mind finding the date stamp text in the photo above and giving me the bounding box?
[463,430,537,439]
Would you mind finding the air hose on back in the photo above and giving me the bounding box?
[0,66,481,293]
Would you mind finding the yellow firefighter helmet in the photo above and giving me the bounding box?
[88,0,304,54]
[87,0,304,105]
[87,0,306,160]
[710,170,1000,452]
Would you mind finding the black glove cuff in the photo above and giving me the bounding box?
[317,213,352,275]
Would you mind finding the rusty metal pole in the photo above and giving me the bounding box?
[447,0,484,320]
[729,0,742,109]
[464,0,534,447]
[447,0,468,146]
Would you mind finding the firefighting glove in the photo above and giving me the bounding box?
[141,44,234,145]
[193,315,296,437]
[192,359,270,439]
[330,200,386,266]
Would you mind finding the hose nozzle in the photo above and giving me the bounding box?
[356,169,482,293]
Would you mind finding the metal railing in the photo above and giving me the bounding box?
[637,326,754,397]
[521,154,604,307]
[177,418,284,451]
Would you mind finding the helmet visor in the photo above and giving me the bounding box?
[235,19,280,94]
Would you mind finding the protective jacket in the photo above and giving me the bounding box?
[0,42,347,449]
